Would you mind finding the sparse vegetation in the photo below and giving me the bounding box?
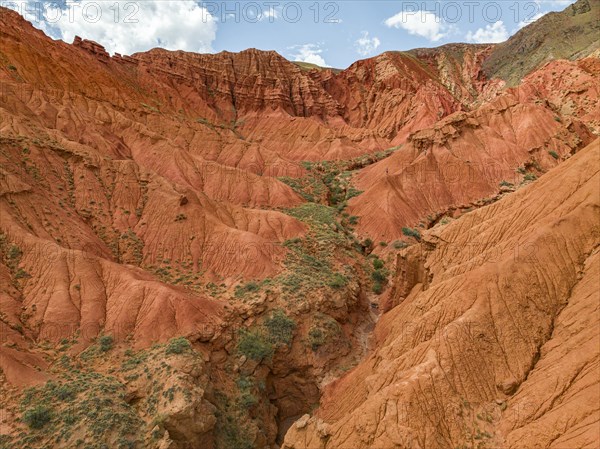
[308,327,326,350]
[402,227,421,241]
[307,313,343,351]
[237,329,273,361]
[371,257,389,294]
[236,376,258,409]
[393,240,408,250]
[327,272,348,289]
[23,405,52,429]
[373,258,384,270]
[165,337,191,355]
[280,148,396,207]
[264,309,296,346]
[18,371,142,448]
[98,335,113,352]
[234,281,260,298]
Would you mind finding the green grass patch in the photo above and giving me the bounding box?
[165,337,191,355]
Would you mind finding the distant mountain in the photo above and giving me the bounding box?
[484,0,600,85]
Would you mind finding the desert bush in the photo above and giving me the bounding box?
[237,330,273,361]
[308,327,325,351]
[98,335,113,352]
[401,227,421,241]
[23,405,52,429]
[234,281,260,298]
[372,282,383,294]
[373,258,384,270]
[165,337,191,355]
[264,310,296,346]
[327,272,348,289]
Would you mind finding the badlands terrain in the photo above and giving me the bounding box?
[0,1,599,448]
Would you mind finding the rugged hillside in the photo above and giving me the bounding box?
[283,138,600,449]
[483,0,600,85]
[0,2,599,449]
[347,56,598,240]
[316,44,494,144]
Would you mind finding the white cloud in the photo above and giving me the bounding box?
[515,12,546,31]
[32,1,217,55]
[261,7,279,21]
[355,31,381,57]
[244,4,279,22]
[534,0,573,6]
[384,10,448,42]
[465,21,509,44]
[289,44,329,67]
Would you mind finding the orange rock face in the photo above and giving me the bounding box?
[283,138,600,449]
[347,58,598,241]
[0,2,599,448]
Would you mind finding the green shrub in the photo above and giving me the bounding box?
[371,259,388,294]
[98,335,113,352]
[372,282,383,294]
[236,377,258,409]
[308,327,325,351]
[239,391,257,409]
[55,385,76,401]
[548,150,559,159]
[234,281,260,298]
[237,330,273,361]
[523,173,537,182]
[7,245,21,261]
[165,337,191,355]
[371,270,386,283]
[23,405,52,429]
[63,410,77,425]
[327,272,348,289]
[401,227,421,241]
[14,268,30,279]
[362,238,374,254]
[499,180,513,187]
[264,310,296,346]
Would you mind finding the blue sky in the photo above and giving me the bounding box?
[9,0,576,68]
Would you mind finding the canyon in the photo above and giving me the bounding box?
[0,1,599,448]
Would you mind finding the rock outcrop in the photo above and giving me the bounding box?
[283,139,600,449]
[0,1,598,448]
[347,56,598,241]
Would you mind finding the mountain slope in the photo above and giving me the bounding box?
[347,56,598,241]
[283,138,600,449]
[483,0,600,85]
[0,2,599,449]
